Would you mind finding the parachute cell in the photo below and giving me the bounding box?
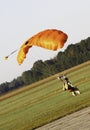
[17,29,68,65]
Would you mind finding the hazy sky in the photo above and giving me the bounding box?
[0,0,90,84]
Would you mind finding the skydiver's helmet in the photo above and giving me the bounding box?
[64,77,69,83]
[65,77,69,81]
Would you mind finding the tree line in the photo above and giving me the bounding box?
[0,37,90,95]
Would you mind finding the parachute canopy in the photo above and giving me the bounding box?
[17,29,68,65]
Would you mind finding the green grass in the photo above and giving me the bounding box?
[0,61,90,130]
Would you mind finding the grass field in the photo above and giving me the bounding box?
[0,61,90,130]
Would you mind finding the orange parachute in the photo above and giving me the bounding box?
[17,29,68,65]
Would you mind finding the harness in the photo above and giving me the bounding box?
[64,81,75,92]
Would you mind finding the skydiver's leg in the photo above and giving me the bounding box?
[71,91,76,96]
[75,90,80,95]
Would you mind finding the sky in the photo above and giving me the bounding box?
[0,0,90,84]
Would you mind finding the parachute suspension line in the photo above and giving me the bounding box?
[4,49,18,60]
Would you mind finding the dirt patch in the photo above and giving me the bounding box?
[36,106,90,130]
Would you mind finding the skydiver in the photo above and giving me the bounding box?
[57,75,80,96]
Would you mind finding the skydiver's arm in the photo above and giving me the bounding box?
[57,76,63,82]
[67,82,73,87]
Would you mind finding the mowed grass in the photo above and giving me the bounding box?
[0,61,90,130]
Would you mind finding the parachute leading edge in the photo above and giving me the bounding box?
[17,29,68,65]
